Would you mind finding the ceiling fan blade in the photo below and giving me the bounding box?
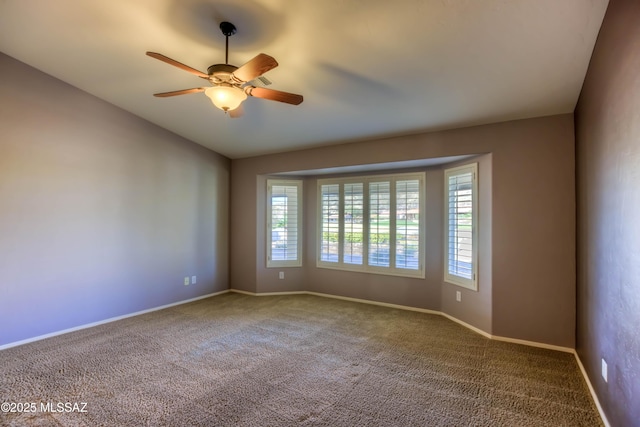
[229,105,244,118]
[246,87,303,105]
[153,88,206,97]
[232,54,278,82]
[146,52,209,79]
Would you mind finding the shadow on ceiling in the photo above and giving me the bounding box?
[165,0,285,52]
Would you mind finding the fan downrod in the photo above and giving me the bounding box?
[219,21,237,65]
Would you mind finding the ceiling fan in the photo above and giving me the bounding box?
[146,21,303,117]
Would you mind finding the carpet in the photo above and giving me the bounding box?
[0,293,603,426]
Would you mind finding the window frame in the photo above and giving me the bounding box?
[443,163,478,290]
[317,172,425,279]
[266,179,303,268]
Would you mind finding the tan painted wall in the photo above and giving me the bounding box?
[0,53,230,346]
[575,0,640,425]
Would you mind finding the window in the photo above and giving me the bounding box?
[444,163,477,290]
[318,172,425,278]
[267,180,302,267]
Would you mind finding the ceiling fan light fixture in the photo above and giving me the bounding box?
[147,20,303,116]
[204,85,247,112]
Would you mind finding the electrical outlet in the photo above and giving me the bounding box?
[456,291,462,302]
[184,277,190,286]
[191,275,197,285]
[279,271,285,279]
[602,358,608,382]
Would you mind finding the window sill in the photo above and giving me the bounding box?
[317,262,425,279]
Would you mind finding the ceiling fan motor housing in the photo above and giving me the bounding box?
[207,64,240,84]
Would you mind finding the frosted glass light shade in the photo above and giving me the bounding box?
[205,85,247,111]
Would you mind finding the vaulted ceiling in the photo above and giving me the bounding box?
[0,0,608,158]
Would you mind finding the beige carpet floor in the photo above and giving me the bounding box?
[1,293,602,426]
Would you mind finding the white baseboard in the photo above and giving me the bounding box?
[229,289,306,297]
[489,334,574,353]
[230,289,440,313]
[573,350,611,427]
[0,290,229,351]
[306,291,441,315]
[440,312,493,339]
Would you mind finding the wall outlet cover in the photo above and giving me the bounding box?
[184,277,190,286]
[191,276,197,284]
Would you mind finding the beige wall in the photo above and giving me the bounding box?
[230,114,575,347]
[0,53,230,346]
[575,0,640,425]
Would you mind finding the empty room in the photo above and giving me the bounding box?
[1,0,638,426]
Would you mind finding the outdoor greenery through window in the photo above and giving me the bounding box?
[318,172,425,278]
[444,163,477,290]
[267,180,302,267]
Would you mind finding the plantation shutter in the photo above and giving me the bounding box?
[395,179,420,270]
[343,183,364,265]
[368,181,390,267]
[320,184,340,262]
[444,164,477,289]
[267,180,302,267]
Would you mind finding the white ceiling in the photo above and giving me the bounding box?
[0,0,608,159]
